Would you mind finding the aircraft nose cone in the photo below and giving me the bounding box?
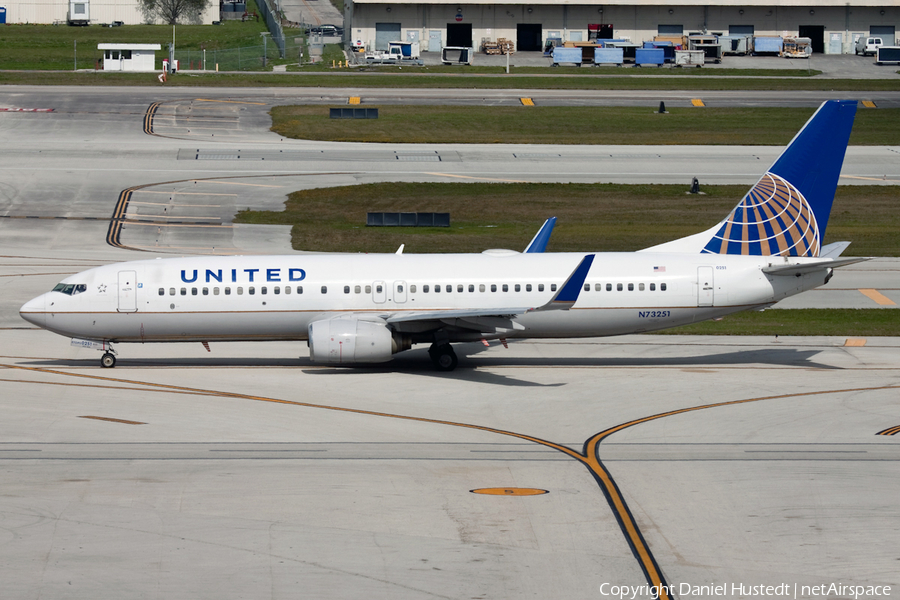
[19,295,46,328]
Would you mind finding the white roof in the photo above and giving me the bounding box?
[98,44,162,51]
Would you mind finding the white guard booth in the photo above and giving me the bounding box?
[98,44,162,72]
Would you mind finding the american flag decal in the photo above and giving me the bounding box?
[653,266,666,272]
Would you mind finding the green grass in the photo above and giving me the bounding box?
[2,69,900,90]
[658,309,899,336]
[269,106,900,145]
[232,183,900,257]
[0,13,270,70]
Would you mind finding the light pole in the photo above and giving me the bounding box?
[261,32,270,69]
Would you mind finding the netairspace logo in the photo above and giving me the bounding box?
[598,582,892,600]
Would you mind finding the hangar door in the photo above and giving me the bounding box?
[870,25,896,42]
[375,23,401,51]
[798,25,825,53]
[447,23,472,47]
[517,23,543,51]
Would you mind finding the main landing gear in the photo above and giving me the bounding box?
[428,343,458,372]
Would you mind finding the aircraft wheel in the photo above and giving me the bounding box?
[429,344,458,371]
[100,353,116,368]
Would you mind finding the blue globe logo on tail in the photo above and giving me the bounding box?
[702,172,819,257]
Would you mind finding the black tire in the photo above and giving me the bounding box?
[429,344,458,371]
[100,353,116,368]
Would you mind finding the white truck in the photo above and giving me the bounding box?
[365,41,422,64]
[855,36,883,56]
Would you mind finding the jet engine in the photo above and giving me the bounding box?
[308,318,411,364]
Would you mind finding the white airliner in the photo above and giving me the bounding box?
[20,100,865,371]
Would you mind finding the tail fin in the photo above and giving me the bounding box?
[643,100,857,257]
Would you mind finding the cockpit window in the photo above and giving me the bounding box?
[52,283,86,295]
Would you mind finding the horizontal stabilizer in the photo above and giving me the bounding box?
[762,256,870,276]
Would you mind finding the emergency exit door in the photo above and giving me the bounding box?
[698,266,714,307]
[118,270,137,312]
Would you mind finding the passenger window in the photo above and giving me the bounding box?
[515,284,520,292]
[479,284,485,292]
[538,284,544,292]
[469,284,474,292]
[398,285,404,293]
[491,284,497,292]
[502,284,508,292]
[423,285,430,293]
[457,284,463,293]
[595,283,602,291]
[344,286,350,294]
[249,287,255,295]
[181,288,187,295]
[191,288,198,296]
[434,285,440,293]
[617,284,623,291]
[355,285,361,294]
[274,287,280,295]
[297,286,303,294]
[661,283,667,291]
[551,284,557,292]
[410,285,416,293]
[284,286,290,295]
[169,288,175,295]
[261,287,267,295]
[237,287,243,295]
[650,283,656,291]
[445,285,451,293]
[321,286,327,294]
[628,283,634,291]
[225,287,231,295]
[158,288,164,296]
[606,283,612,292]
[214,287,220,295]
[584,283,590,292]
[202,287,209,295]
[376,285,383,293]
[364,285,371,294]
[526,284,532,292]
[639,283,645,291]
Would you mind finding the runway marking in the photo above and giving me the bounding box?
[3,358,898,600]
[124,222,230,228]
[195,99,267,105]
[79,415,147,425]
[840,175,900,183]
[471,487,548,496]
[348,97,361,105]
[876,425,900,436]
[424,172,530,183]
[194,180,283,188]
[143,102,160,135]
[859,288,896,306]
[520,98,535,106]
[691,98,705,107]
[861,100,877,108]
[844,338,867,347]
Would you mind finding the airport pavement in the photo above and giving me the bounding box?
[0,85,898,600]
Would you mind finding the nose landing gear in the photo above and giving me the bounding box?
[100,352,117,368]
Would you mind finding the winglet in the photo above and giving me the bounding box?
[524,217,557,253]
[530,254,594,312]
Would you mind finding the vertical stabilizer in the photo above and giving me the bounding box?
[642,100,857,257]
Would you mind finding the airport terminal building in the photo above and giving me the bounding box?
[345,0,899,54]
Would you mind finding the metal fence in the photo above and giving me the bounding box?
[255,0,285,58]
[174,39,302,71]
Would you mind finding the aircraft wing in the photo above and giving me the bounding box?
[385,254,595,332]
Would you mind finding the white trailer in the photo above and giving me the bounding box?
[67,0,89,25]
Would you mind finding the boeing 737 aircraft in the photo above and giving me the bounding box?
[20,100,866,371]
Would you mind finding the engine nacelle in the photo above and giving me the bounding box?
[308,318,409,364]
